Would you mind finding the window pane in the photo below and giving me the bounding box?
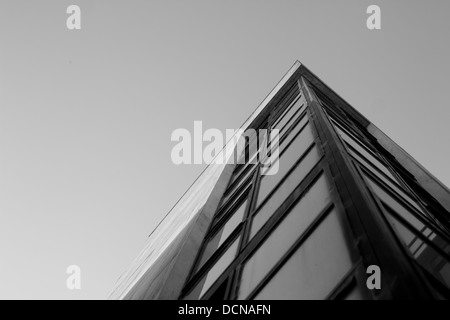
[251,146,322,238]
[348,146,399,185]
[258,123,314,206]
[386,213,418,245]
[344,286,365,300]
[207,280,228,301]
[332,119,368,150]
[197,201,247,271]
[185,237,241,300]
[333,122,395,181]
[221,172,253,209]
[233,154,258,182]
[279,103,306,136]
[261,113,308,164]
[369,173,450,261]
[369,174,450,290]
[218,202,246,245]
[217,190,249,224]
[238,173,332,299]
[236,131,258,165]
[273,97,305,132]
[272,96,302,130]
[365,173,424,215]
[272,85,300,121]
[345,141,393,181]
[253,209,352,300]
[279,113,309,152]
[273,94,298,126]
[386,214,450,289]
[229,165,255,192]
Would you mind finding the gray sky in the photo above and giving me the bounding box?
[0,0,449,300]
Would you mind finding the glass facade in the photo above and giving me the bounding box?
[240,174,335,299]
[110,62,450,300]
[253,209,353,300]
[179,76,450,300]
[181,81,359,300]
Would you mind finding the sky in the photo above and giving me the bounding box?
[0,0,449,300]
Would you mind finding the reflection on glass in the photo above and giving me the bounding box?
[332,121,396,182]
[273,98,306,132]
[365,174,438,245]
[272,94,301,129]
[221,171,253,210]
[207,280,228,301]
[279,103,306,136]
[233,153,258,182]
[197,200,247,272]
[279,113,308,152]
[253,210,352,300]
[367,173,450,289]
[258,123,314,206]
[385,213,450,289]
[332,119,366,148]
[365,173,424,215]
[238,173,331,299]
[347,146,398,185]
[185,237,241,300]
[261,114,308,163]
[236,132,258,166]
[344,286,364,300]
[251,147,322,238]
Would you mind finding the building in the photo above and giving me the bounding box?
[109,61,450,300]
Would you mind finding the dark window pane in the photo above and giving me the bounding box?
[207,280,228,300]
[332,119,368,150]
[197,201,247,271]
[229,165,257,193]
[365,174,424,215]
[272,88,301,127]
[332,121,395,181]
[273,97,306,132]
[251,146,322,238]
[221,172,253,210]
[278,103,306,137]
[279,113,309,152]
[368,174,447,254]
[253,210,352,300]
[341,136,382,173]
[229,165,255,191]
[347,146,399,185]
[238,173,332,299]
[236,131,258,165]
[261,113,308,164]
[344,286,365,300]
[386,213,450,289]
[258,123,314,206]
[185,237,241,300]
[367,173,450,290]
[232,154,258,183]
